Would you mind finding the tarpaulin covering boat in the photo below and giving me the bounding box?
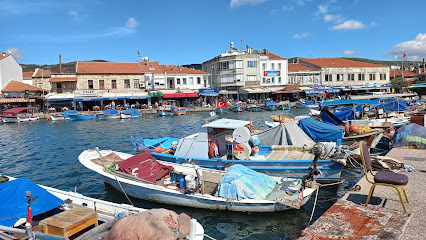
[256,121,315,146]
[0,177,65,227]
[377,99,409,112]
[298,117,344,142]
[393,123,426,149]
[321,109,345,125]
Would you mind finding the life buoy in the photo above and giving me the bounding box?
[209,142,218,158]
[163,101,168,105]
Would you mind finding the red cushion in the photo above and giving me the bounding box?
[374,171,408,185]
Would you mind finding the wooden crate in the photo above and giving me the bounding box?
[39,208,98,237]
[201,171,224,195]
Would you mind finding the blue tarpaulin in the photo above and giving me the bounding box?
[61,110,78,118]
[377,100,409,112]
[321,109,345,125]
[103,109,118,115]
[216,165,277,200]
[298,117,344,142]
[264,101,277,106]
[122,108,141,116]
[321,99,379,106]
[333,109,355,121]
[0,177,65,227]
[393,124,426,149]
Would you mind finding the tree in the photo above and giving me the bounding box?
[391,77,409,93]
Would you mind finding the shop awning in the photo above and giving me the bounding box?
[199,88,219,97]
[0,98,35,103]
[409,84,426,89]
[303,88,341,94]
[45,93,74,101]
[50,77,77,82]
[73,98,102,102]
[272,89,302,94]
[161,90,198,98]
[219,90,239,95]
[240,88,271,94]
[126,92,151,99]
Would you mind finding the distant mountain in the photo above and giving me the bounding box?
[20,60,109,73]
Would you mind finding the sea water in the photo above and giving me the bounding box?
[0,108,361,240]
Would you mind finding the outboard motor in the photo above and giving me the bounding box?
[302,143,324,188]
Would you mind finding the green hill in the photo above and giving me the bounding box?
[20,60,109,73]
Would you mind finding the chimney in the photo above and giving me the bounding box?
[59,54,62,73]
[178,64,181,71]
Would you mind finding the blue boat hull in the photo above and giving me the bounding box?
[264,106,277,111]
[296,102,318,108]
[232,107,244,112]
[2,117,18,123]
[68,115,96,121]
[278,105,291,110]
[157,110,175,116]
[247,106,261,112]
[150,152,342,183]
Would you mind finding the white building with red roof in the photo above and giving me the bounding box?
[0,52,23,91]
[299,58,390,89]
[288,63,321,86]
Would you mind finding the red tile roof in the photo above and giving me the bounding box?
[137,61,164,74]
[77,62,144,74]
[0,53,11,61]
[389,69,419,78]
[23,72,34,78]
[258,52,285,60]
[33,68,51,77]
[288,63,318,72]
[50,77,77,82]
[300,58,387,68]
[2,80,47,92]
[160,65,209,75]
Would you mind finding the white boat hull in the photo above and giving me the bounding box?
[79,150,315,212]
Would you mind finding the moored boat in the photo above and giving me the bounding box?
[264,101,277,111]
[50,110,78,121]
[1,107,39,123]
[68,113,97,121]
[156,105,176,116]
[232,102,245,112]
[79,149,316,212]
[96,109,120,119]
[121,108,142,118]
[278,101,291,110]
[296,100,318,108]
[247,104,261,112]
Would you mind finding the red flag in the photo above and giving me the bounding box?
[240,39,243,42]
[216,101,227,109]
[403,53,406,58]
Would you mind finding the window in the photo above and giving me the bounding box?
[112,80,117,89]
[177,78,181,85]
[183,78,187,85]
[236,60,242,69]
[271,63,275,70]
[189,77,194,85]
[88,80,93,89]
[278,63,281,70]
[221,75,235,83]
[336,74,343,81]
[271,77,275,83]
[68,83,75,89]
[325,74,332,81]
[56,83,62,88]
[369,74,376,81]
[263,78,266,83]
[197,77,201,84]
[278,77,281,83]
[262,63,266,70]
[99,80,105,89]
[247,61,257,68]
[37,82,43,88]
[229,61,235,69]
[134,79,139,88]
[220,61,229,70]
[380,74,387,80]
[348,74,354,81]
[124,79,130,88]
[358,74,365,81]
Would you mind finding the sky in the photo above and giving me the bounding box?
[1,0,426,66]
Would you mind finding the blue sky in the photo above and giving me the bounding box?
[1,0,426,65]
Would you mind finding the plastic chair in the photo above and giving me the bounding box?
[359,141,409,213]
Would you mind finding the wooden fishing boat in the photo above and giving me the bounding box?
[0,175,204,240]
[247,104,261,112]
[264,101,277,111]
[96,109,120,119]
[50,110,78,121]
[156,105,176,116]
[79,149,316,212]
[121,108,142,118]
[269,115,294,123]
[68,113,97,121]
[278,101,291,110]
[343,129,382,141]
[1,107,39,123]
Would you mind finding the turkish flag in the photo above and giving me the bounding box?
[403,53,406,58]
[216,101,227,109]
[240,39,243,42]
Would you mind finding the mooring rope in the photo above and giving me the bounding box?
[309,181,344,224]
[95,148,135,207]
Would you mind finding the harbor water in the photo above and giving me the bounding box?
[0,108,361,240]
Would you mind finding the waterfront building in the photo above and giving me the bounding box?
[287,63,320,86]
[299,58,391,93]
[32,68,51,91]
[22,72,34,85]
[202,43,288,101]
[0,52,23,91]
[0,80,46,109]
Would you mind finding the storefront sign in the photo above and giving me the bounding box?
[74,90,102,97]
[263,71,281,76]
[199,88,219,96]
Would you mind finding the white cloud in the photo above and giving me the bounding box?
[126,17,137,28]
[332,20,366,30]
[230,0,265,8]
[5,48,24,59]
[387,33,426,61]
[344,50,356,56]
[282,0,314,11]
[324,14,343,23]
[68,10,79,21]
[293,32,309,39]
[317,5,328,14]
